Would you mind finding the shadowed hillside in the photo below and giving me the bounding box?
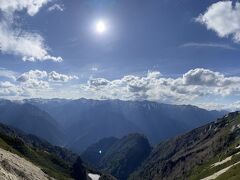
[130,112,240,180]
[82,133,151,180]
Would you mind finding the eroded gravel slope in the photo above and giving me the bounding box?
[0,148,54,180]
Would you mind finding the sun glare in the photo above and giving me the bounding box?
[96,20,107,34]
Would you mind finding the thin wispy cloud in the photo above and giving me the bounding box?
[180,42,237,50]
[48,4,64,12]
[0,68,17,80]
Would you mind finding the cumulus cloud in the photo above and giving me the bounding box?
[196,1,240,42]
[16,70,48,89]
[0,81,26,96]
[0,69,78,98]
[17,70,48,83]
[80,68,240,103]
[2,68,240,110]
[8,68,240,103]
[88,78,110,88]
[84,71,179,102]
[0,0,62,62]
[183,68,224,86]
[17,70,78,84]
[48,71,78,82]
[48,4,64,12]
[183,68,240,88]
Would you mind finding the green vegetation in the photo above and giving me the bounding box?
[217,163,240,180]
[189,151,240,180]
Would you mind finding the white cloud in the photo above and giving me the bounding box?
[1,69,78,97]
[17,70,48,83]
[91,67,98,72]
[0,0,63,62]
[196,1,240,42]
[17,69,78,84]
[2,68,240,110]
[183,68,240,87]
[48,4,64,12]
[88,78,110,88]
[183,68,224,86]
[0,68,17,80]
[0,69,78,98]
[0,81,26,96]
[80,69,240,104]
[16,70,48,89]
[196,101,240,111]
[0,0,50,16]
[9,68,240,103]
[22,79,49,89]
[48,71,78,82]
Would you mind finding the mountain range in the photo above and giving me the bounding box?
[81,111,240,180]
[24,98,225,152]
[0,98,240,179]
[0,99,62,145]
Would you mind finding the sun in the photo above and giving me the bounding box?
[96,20,107,34]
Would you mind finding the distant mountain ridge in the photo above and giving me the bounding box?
[25,98,226,152]
[0,98,226,153]
[0,99,63,145]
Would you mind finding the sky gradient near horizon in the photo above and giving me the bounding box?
[0,0,240,110]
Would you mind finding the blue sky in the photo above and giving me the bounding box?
[0,0,240,110]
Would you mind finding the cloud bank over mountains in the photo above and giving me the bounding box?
[83,68,240,105]
[0,69,78,97]
[0,0,62,62]
[0,68,240,110]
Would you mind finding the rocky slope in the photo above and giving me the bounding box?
[130,112,240,180]
[0,121,86,180]
[0,121,117,180]
[0,147,54,180]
